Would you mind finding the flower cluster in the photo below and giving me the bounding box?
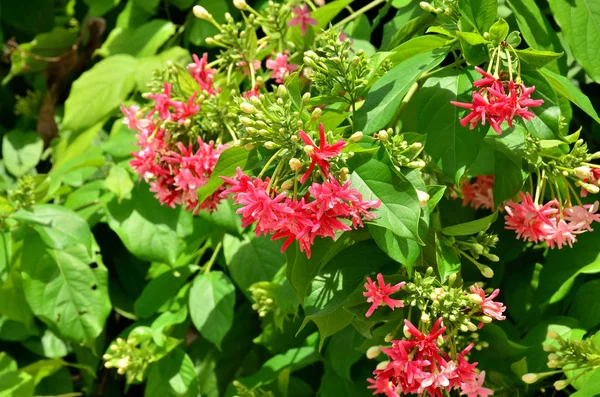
[504,192,600,249]
[460,175,495,211]
[363,274,406,317]
[122,53,229,213]
[451,67,543,134]
[368,318,494,397]
[221,167,380,258]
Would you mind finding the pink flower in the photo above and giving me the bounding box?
[367,376,398,397]
[545,219,582,249]
[461,175,495,211]
[266,52,298,83]
[298,122,346,184]
[363,274,405,317]
[187,53,217,95]
[580,168,600,197]
[147,83,173,120]
[121,105,140,130]
[504,192,559,243]
[470,284,506,321]
[419,361,457,393]
[237,59,261,76]
[243,85,260,99]
[460,371,494,397]
[288,4,318,36]
[564,202,600,231]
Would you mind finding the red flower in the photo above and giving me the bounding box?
[288,4,317,36]
[243,85,260,99]
[461,175,495,211]
[363,273,405,317]
[298,123,346,184]
[266,52,298,83]
[187,53,218,95]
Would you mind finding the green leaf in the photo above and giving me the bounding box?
[0,371,34,397]
[134,269,191,319]
[387,35,449,67]
[197,146,251,205]
[568,279,600,329]
[441,212,498,236]
[519,70,561,139]
[230,347,321,393]
[515,48,564,68]
[23,329,69,359]
[488,18,509,44]
[458,0,498,33]
[548,0,600,82]
[436,235,461,283]
[369,225,420,273]
[105,183,180,265]
[105,165,134,203]
[506,0,566,73]
[136,47,192,92]
[324,327,362,381]
[63,55,138,133]
[85,0,120,16]
[0,270,35,328]
[146,349,197,397]
[478,324,530,358]
[97,19,177,58]
[228,237,285,294]
[535,232,600,307]
[310,307,355,349]
[456,31,489,65]
[2,130,43,177]
[189,271,235,348]
[4,28,77,81]
[539,68,600,123]
[303,241,391,319]
[18,230,110,346]
[417,69,487,182]
[350,149,422,242]
[355,49,447,134]
[386,14,437,50]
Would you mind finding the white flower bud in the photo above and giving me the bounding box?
[233,0,247,10]
[110,344,118,352]
[240,116,253,126]
[377,130,388,142]
[376,361,389,370]
[481,266,494,278]
[304,145,315,155]
[553,380,568,390]
[193,5,211,20]
[403,324,411,339]
[102,354,112,361]
[481,315,493,323]
[350,131,363,142]
[366,346,381,359]
[421,312,430,323]
[467,322,478,331]
[417,190,429,208]
[281,179,294,190]
[277,84,287,98]
[311,108,322,119]
[574,165,591,179]
[289,158,302,172]
[264,141,276,150]
[469,294,483,304]
[117,367,126,375]
[384,332,395,343]
[117,357,129,369]
[302,92,311,104]
[240,102,256,114]
[522,373,539,384]
[104,361,113,368]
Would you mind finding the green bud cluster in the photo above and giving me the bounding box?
[303,29,370,104]
[455,231,500,263]
[258,1,292,41]
[232,380,275,397]
[402,271,495,337]
[102,332,154,384]
[14,90,41,118]
[249,281,281,318]
[379,130,426,169]
[235,87,305,152]
[8,175,36,211]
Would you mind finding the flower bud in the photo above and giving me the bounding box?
[102,354,112,360]
[289,158,302,172]
[302,92,311,104]
[574,165,591,179]
[403,325,411,339]
[579,181,599,194]
[339,167,350,181]
[444,7,452,16]
[304,145,315,155]
[553,380,568,390]
[110,344,118,352]
[193,5,211,20]
[522,373,539,384]
[481,266,494,278]
[460,324,469,332]
[264,141,277,150]
[350,131,363,142]
[481,315,492,323]
[240,116,253,126]
[366,346,381,359]
[240,102,256,114]
[469,294,483,304]
[276,84,287,98]
[467,322,478,331]
[417,190,429,208]
[117,367,126,375]
[281,179,294,190]
[376,361,389,370]
[377,130,388,142]
[408,160,426,168]
[244,143,255,150]
[311,108,322,119]
[384,332,395,342]
[233,0,247,10]
[483,32,490,39]
[421,313,430,323]
[547,331,559,339]
[419,2,434,12]
[104,361,113,368]
[547,360,560,368]
[117,357,129,369]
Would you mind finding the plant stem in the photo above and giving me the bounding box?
[331,0,385,31]
[203,241,222,274]
[259,149,284,178]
